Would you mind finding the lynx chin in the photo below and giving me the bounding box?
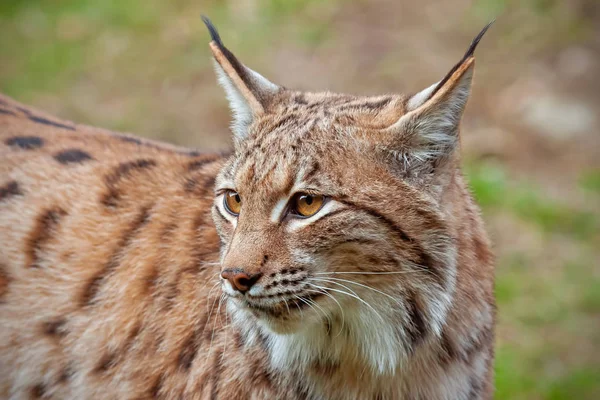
[0,16,495,400]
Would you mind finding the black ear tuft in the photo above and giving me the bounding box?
[429,20,494,100]
[201,15,224,47]
[463,19,495,60]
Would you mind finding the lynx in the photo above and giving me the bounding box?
[0,17,495,400]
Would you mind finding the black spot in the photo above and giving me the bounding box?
[118,135,143,145]
[5,136,43,150]
[43,318,67,337]
[107,159,157,185]
[57,365,73,384]
[261,255,269,266]
[27,208,67,268]
[0,181,22,201]
[54,149,94,164]
[28,115,75,130]
[294,94,308,105]
[187,156,219,171]
[0,108,16,115]
[0,264,11,303]
[95,352,116,373]
[184,174,216,194]
[101,159,157,208]
[30,383,47,398]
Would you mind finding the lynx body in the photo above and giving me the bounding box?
[0,19,495,400]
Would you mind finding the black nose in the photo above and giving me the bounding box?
[221,269,262,293]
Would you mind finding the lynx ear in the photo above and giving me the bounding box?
[384,21,493,176]
[202,16,280,140]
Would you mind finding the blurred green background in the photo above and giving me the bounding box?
[1,0,598,398]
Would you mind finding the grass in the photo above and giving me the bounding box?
[467,162,599,240]
[469,162,599,399]
[580,170,600,194]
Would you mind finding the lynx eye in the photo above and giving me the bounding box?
[223,190,242,215]
[291,193,325,217]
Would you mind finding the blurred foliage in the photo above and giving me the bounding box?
[1,0,599,399]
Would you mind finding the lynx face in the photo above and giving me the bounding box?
[204,17,493,374]
[212,95,455,341]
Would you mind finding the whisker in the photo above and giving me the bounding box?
[314,271,424,276]
[307,281,384,322]
[221,296,231,364]
[305,286,345,338]
[282,298,291,315]
[292,294,318,321]
[204,288,223,364]
[308,277,360,298]
[305,295,332,326]
[318,277,403,306]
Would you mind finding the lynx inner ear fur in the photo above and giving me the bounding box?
[202,16,280,140]
[385,21,494,175]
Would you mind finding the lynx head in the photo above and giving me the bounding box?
[204,17,492,373]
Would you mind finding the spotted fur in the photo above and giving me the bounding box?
[0,18,495,400]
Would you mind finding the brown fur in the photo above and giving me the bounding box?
[0,20,495,400]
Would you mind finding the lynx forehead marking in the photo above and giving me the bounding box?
[101,159,157,208]
[26,207,68,269]
[54,148,94,164]
[0,180,23,201]
[80,205,152,306]
[5,136,44,150]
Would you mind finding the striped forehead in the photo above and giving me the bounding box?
[233,144,318,195]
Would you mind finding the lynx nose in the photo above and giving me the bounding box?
[221,269,262,294]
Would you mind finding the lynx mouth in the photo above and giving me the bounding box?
[235,291,326,318]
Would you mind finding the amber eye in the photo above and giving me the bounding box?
[292,193,325,217]
[223,191,242,215]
